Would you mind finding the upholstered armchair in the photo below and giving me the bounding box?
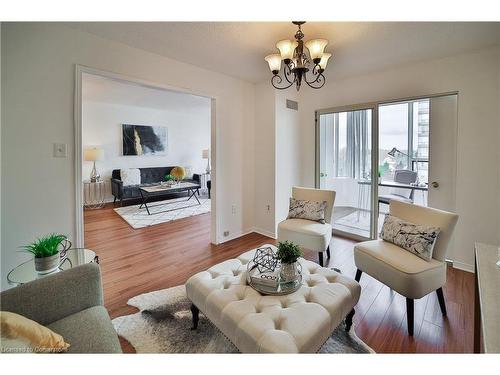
[277,187,336,267]
[353,201,459,335]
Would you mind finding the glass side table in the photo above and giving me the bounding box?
[83,180,106,209]
[7,248,99,286]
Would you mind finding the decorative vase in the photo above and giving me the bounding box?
[34,252,61,274]
[280,262,300,283]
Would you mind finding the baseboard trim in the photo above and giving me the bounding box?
[217,229,254,244]
[251,227,276,239]
[452,261,474,273]
[217,227,276,244]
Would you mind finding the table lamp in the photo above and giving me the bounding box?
[202,149,210,174]
[84,147,104,182]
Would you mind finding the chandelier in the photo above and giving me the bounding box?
[265,21,331,91]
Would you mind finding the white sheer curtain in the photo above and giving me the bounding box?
[345,110,370,179]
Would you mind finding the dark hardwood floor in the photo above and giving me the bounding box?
[84,204,474,353]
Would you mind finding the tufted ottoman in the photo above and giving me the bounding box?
[185,245,361,353]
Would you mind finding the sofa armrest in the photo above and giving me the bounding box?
[0,263,104,325]
[111,178,123,198]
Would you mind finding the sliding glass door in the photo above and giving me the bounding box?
[317,106,377,240]
[316,94,457,242]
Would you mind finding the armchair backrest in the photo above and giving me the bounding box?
[389,201,458,262]
[292,187,336,224]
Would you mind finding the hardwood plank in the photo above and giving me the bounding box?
[84,205,474,354]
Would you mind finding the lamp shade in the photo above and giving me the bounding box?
[84,147,104,161]
[265,54,282,74]
[305,39,328,62]
[202,149,209,159]
[318,52,332,70]
[276,39,298,61]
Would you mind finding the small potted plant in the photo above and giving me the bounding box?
[21,234,68,274]
[276,241,303,283]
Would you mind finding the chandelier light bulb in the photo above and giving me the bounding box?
[276,39,298,63]
[319,52,332,71]
[305,39,329,63]
[265,54,282,74]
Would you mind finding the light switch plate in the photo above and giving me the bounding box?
[53,143,67,158]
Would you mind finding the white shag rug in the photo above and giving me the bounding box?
[114,196,210,229]
[112,285,374,354]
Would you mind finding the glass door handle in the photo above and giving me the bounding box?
[320,172,327,177]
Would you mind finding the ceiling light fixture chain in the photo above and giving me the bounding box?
[265,21,332,91]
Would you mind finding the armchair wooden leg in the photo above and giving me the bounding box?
[345,308,355,332]
[355,269,363,282]
[436,287,447,316]
[406,298,414,336]
[318,252,324,267]
[190,304,199,330]
[326,245,331,259]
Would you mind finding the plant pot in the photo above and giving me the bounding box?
[280,262,300,283]
[34,252,61,274]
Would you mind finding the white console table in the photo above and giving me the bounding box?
[474,242,500,353]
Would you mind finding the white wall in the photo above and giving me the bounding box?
[275,90,301,225]
[253,84,302,238]
[82,100,210,201]
[253,82,276,237]
[298,46,500,271]
[1,22,255,290]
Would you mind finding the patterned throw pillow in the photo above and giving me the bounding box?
[380,214,440,262]
[121,168,141,186]
[287,198,327,224]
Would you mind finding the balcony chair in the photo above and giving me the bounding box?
[353,200,458,335]
[277,187,335,267]
[378,169,418,206]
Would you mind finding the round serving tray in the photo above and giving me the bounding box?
[246,255,303,296]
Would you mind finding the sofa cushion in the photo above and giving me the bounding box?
[47,306,121,353]
[354,239,446,299]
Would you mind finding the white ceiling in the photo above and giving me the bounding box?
[69,22,500,83]
[82,73,211,111]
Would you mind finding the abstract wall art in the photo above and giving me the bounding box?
[122,124,168,156]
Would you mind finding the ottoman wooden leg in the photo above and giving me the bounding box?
[345,308,355,332]
[355,269,363,282]
[318,252,324,267]
[190,304,199,330]
[326,245,331,259]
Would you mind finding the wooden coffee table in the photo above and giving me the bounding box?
[139,182,201,215]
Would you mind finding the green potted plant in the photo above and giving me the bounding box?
[276,241,303,283]
[21,234,68,274]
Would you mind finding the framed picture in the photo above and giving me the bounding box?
[122,124,168,156]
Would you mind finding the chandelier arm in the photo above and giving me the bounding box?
[304,70,326,89]
[271,74,295,90]
[283,63,294,84]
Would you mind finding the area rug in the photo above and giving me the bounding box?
[114,196,210,229]
[112,285,374,354]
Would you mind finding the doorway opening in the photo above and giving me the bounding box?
[74,66,216,249]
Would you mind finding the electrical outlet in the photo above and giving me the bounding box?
[231,205,236,215]
[223,231,230,237]
[53,143,67,158]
